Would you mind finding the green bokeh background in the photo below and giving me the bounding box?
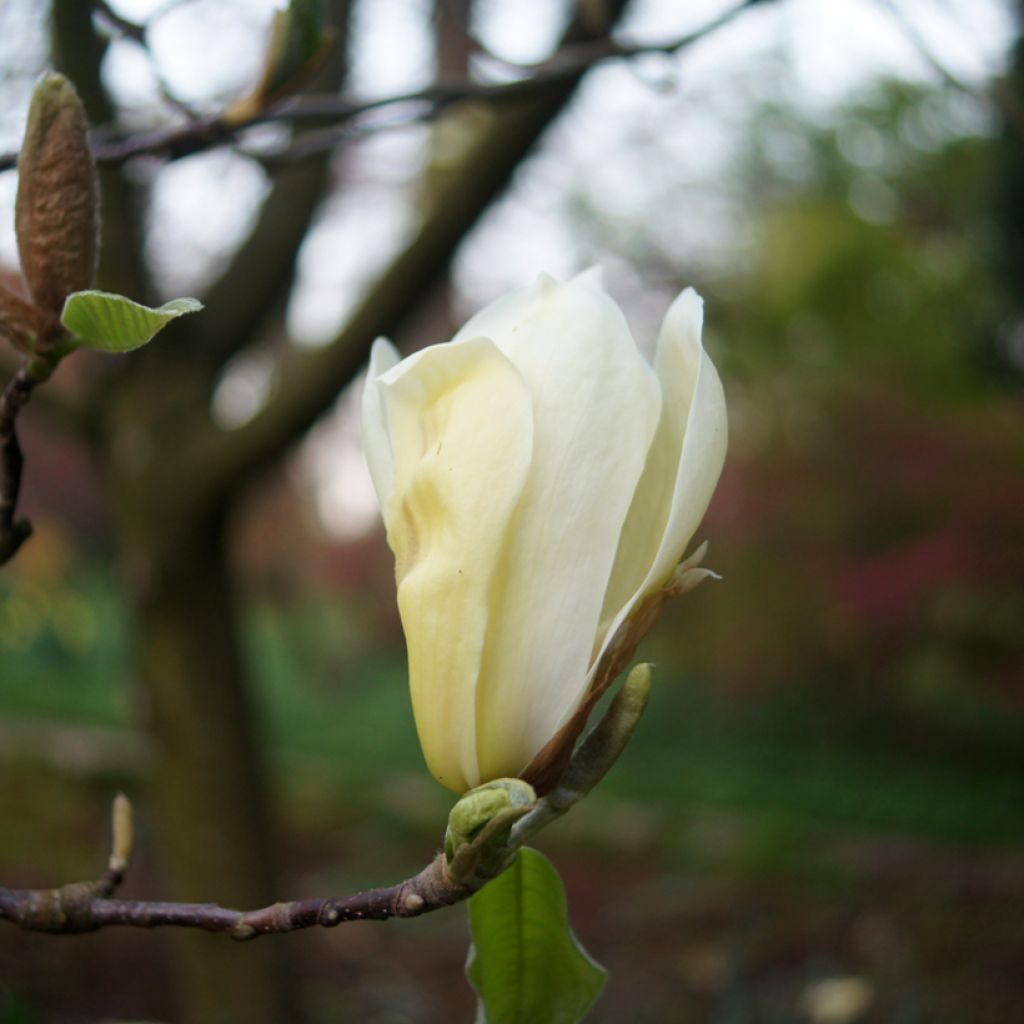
[2,6,1023,1024]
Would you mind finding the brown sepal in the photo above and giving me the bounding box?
[520,543,716,795]
[0,281,48,354]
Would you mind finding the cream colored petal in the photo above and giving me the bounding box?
[381,336,533,792]
[570,265,606,291]
[597,288,727,659]
[455,274,662,781]
[360,336,401,512]
[643,293,727,589]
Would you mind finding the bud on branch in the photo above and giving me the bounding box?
[15,73,99,323]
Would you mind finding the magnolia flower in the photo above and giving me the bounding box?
[361,269,727,793]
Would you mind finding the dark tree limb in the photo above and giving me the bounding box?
[0,0,771,173]
[0,356,57,565]
[0,849,468,941]
[189,0,766,501]
[0,658,658,942]
[0,792,460,939]
[180,0,353,377]
[0,0,769,561]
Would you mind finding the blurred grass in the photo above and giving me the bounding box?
[2,570,1023,1024]
[2,570,1023,850]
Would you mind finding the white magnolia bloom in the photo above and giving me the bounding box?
[361,269,727,793]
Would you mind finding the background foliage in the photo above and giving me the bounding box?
[1,1,1022,1022]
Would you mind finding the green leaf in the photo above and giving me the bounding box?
[60,291,202,353]
[467,848,607,1024]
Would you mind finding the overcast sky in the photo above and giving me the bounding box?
[0,0,1014,537]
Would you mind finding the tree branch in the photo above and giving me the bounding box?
[872,0,1024,140]
[0,791,467,938]
[0,654,657,940]
[0,355,58,565]
[0,0,771,173]
[91,0,147,45]
[189,0,772,500]
[179,0,352,377]
[0,849,468,940]
[0,786,468,940]
[0,351,89,432]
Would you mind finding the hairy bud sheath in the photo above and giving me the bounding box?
[0,284,45,354]
[15,73,99,317]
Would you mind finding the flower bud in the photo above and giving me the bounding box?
[16,73,99,317]
[362,270,727,793]
[444,778,536,884]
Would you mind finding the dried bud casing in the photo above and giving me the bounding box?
[15,73,98,316]
[0,283,45,354]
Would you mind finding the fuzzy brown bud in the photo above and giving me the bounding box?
[15,73,99,316]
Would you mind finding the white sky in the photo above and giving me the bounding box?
[0,0,1014,539]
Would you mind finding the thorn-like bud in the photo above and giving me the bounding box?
[230,923,257,941]
[511,665,654,847]
[15,73,99,318]
[665,541,720,596]
[108,793,133,874]
[557,662,652,801]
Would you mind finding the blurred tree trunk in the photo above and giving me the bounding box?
[51,2,349,1019]
[401,0,476,349]
[990,0,1024,386]
[109,398,294,1024]
[50,0,631,1021]
[1002,2,1024,301]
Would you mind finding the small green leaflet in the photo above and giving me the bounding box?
[61,291,202,353]
[467,848,607,1024]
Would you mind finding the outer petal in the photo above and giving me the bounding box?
[570,265,605,291]
[597,288,727,655]
[453,274,662,780]
[380,337,534,792]
[360,336,401,511]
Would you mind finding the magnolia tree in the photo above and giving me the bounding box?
[0,2,740,1021]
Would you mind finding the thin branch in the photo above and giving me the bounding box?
[0,352,92,433]
[181,0,351,376]
[183,0,769,501]
[91,0,146,44]
[873,0,1024,139]
[0,852,467,940]
[0,792,468,938]
[0,640,659,939]
[90,0,199,119]
[0,355,57,566]
[0,0,772,173]
[0,789,465,938]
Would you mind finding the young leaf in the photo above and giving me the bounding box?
[61,291,202,353]
[467,847,607,1024]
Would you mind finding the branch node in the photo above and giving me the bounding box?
[108,793,134,875]
[15,882,98,934]
[402,893,425,914]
